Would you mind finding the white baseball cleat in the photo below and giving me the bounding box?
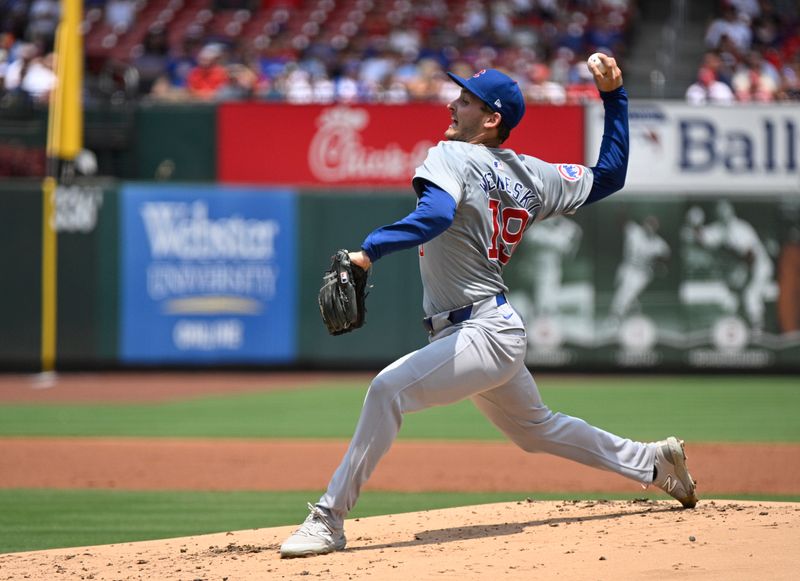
[653,436,698,508]
[280,503,346,558]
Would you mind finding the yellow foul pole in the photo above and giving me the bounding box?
[42,0,83,371]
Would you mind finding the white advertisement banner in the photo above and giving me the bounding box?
[586,101,800,193]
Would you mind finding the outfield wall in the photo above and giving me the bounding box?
[1,101,798,371]
[1,183,797,371]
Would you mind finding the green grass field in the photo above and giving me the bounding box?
[1,375,797,553]
[1,376,798,441]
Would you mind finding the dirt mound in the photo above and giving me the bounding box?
[1,500,797,580]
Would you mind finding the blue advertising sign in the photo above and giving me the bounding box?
[120,184,296,363]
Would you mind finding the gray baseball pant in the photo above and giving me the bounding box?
[318,296,656,524]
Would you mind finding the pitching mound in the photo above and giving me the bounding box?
[1,500,797,580]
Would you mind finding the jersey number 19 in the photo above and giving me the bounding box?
[488,199,530,265]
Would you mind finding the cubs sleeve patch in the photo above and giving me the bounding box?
[556,164,584,182]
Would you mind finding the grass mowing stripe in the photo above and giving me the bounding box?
[0,377,797,442]
[1,489,797,554]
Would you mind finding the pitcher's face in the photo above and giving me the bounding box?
[445,89,496,144]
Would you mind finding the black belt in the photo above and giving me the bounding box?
[423,294,507,333]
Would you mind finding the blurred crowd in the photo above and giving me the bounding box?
[1,0,798,107]
[1,0,59,106]
[144,0,633,105]
[686,0,800,103]
[1,0,633,106]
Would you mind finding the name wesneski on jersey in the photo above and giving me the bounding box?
[478,166,538,210]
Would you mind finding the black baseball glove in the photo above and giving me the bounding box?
[318,249,370,335]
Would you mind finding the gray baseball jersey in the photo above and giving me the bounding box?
[286,82,691,554]
[413,141,594,315]
[317,143,659,530]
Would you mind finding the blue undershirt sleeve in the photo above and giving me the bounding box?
[361,181,456,262]
[584,86,629,205]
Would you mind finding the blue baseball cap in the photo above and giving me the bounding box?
[446,69,526,130]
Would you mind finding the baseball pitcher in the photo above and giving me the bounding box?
[282,54,698,558]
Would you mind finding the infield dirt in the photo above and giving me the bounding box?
[0,500,797,580]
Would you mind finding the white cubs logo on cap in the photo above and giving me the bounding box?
[557,164,584,182]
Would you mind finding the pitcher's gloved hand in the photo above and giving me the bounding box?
[318,249,370,335]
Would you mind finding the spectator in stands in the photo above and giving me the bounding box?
[525,62,566,104]
[359,45,397,92]
[700,51,735,89]
[686,66,735,104]
[490,1,514,38]
[164,32,203,91]
[388,14,421,56]
[438,60,471,104]
[217,63,258,101]
[253,73,281,101]
[0,0,648,107]
[256,37,297,84]
[551,47,600,105]
[3,42,37,97]
[705,4,752,52]
[186,43,229,100]
[22,50,54,102]
[1,1,29,40]
[105,0,137,33]
[393,47,422,84]
[405,57,447,101]
[586,13,625,59]
[728,0,761,20]
[558,12,589,55]
[458,0,488,38]
[750,1,782,51]
[744,49,780,85]
[565,56,602,104]
[376,73,409,103]
[296,44,331,82]
[133,28,169,95]
[732,59,778,101]
[3,42,55,103]
[334,61,362,103]
[26,0,59,51]
[282,65,313,104]
[715,33,745,73]
[548,47,575,86]
[729,50,779,101]
[0,33,15,88]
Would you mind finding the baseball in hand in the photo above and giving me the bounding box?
[587,53,607,74]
